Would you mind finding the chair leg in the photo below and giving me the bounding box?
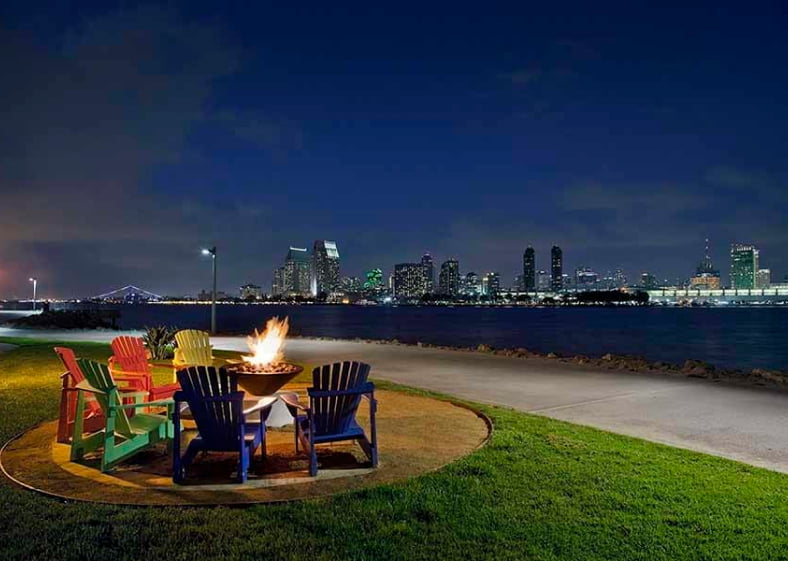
[309,436,318,477]
[294,420,299,454]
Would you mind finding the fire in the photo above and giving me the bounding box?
[242,316,289,368]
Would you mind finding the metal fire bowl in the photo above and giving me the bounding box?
[228,364,303,396]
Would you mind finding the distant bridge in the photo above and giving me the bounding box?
[91,285,163,302]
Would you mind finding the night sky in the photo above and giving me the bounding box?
[1,2,787,298]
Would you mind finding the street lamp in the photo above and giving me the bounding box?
[201,247,217,334]
[28,277,37,311]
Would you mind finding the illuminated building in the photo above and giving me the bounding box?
[341,276,362,293]
[536,270,550,291]
[393,263,425,300]
[756,268,771,289]
[689,239,721,289]
[463,272,480,296]
[421,253,434,294]
[275,247,312,297]
[575,267,599,288]
[312,240,340,295]
[363,268,384,294]
[240,284,262,300]
[640,273,659,290]
[482,272,500,298]
[523,246,536,292]
[550,245,563,292]
[438,259,460,296]
[730,243,759,289]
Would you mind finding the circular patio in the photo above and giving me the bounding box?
[0,388,490,506]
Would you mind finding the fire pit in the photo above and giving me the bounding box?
[226,316,302,396]
[227,362,303,396]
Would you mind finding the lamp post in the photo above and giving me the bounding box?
[201,247,217,334]
[28,277,37,311]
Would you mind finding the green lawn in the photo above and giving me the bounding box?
[1,338,787,560]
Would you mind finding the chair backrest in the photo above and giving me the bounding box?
[54,347,102,416]
[176,366,243,448]
[76,358,134,438]
[110,336,151,374]
[310,361,371,436]
[175,330,213,366]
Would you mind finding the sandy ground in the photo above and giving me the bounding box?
[2,327,788,474]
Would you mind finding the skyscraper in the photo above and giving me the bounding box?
[550,245,563,292]
[690,239,721,289]
[756,269,771,289]
[312,240,340,295]
[393,263,426,300]
[421,253,434,294]
[463,272,480,296]
[438,259,460,296]
[523,246,536,292]
[730,244,759,289]
[482,272,500,298]
[281,246,312,297]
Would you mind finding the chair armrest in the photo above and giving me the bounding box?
[243,396,277,416]
[279,392,308,412]
[308,382,375,399]
[115,398,174,410]
[74,380,106,395]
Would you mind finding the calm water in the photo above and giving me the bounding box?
[64,304,788,372]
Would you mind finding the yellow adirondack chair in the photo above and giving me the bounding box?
[173,329,219,369]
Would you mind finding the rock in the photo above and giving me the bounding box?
[477,344,494,353]
[602,353,614,361]
[547,352,558,359]
[682,359,716,378]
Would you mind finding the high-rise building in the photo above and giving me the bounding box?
[536,270,550,291]
[393,263,426,300]
[340,276,362,293]
[690,239,721,289]
[240,284,262,300]
[523,246,536,292]
[276,246,312,297]
[730,244,759,289]
[463,272,480,296]
[756,269,771,289]
[575,267,599,289]
[438,259,460,296]
[482,272,500,298]
[640,273,659,290]
[312,240,340,296]
[421,253,434,294]
[550,245,563,292]
[362,268,385,295]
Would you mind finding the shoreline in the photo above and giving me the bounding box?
[2,325,786,391]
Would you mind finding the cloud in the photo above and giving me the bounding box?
[0,7,245,296]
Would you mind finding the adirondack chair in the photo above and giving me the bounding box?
[281,361,378,477]
[109,336,180,400]
[70,358,174,472]
[173,329,218,367]
[54,347,139,444]
[173,366,269,483]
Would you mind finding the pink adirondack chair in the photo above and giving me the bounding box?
[109,336,180,401]
[54,347,141,444]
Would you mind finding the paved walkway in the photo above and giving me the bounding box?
[2,328,788,474]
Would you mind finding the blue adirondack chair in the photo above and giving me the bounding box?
[172,366,268,483]
[281,361,378,477]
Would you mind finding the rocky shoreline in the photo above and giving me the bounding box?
[289,334,788,390]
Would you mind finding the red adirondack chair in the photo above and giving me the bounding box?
[54,347,141,444]
[109,336,180,401]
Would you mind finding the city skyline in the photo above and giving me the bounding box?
[1,5,787,298]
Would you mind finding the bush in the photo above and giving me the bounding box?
[142,325,177,359]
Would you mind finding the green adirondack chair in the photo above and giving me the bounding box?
[71,358,174,472]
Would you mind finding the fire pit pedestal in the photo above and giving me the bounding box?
[226,363,303,396]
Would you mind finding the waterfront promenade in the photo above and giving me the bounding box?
[2,327,788,473]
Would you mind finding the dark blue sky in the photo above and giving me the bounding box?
[1,2,787,297]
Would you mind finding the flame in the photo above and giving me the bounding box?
[242,316,289,367]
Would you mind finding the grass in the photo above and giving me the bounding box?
[1,338,788,560]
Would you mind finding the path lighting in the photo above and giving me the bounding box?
[201,247,217,334]
[28,277,38,311]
